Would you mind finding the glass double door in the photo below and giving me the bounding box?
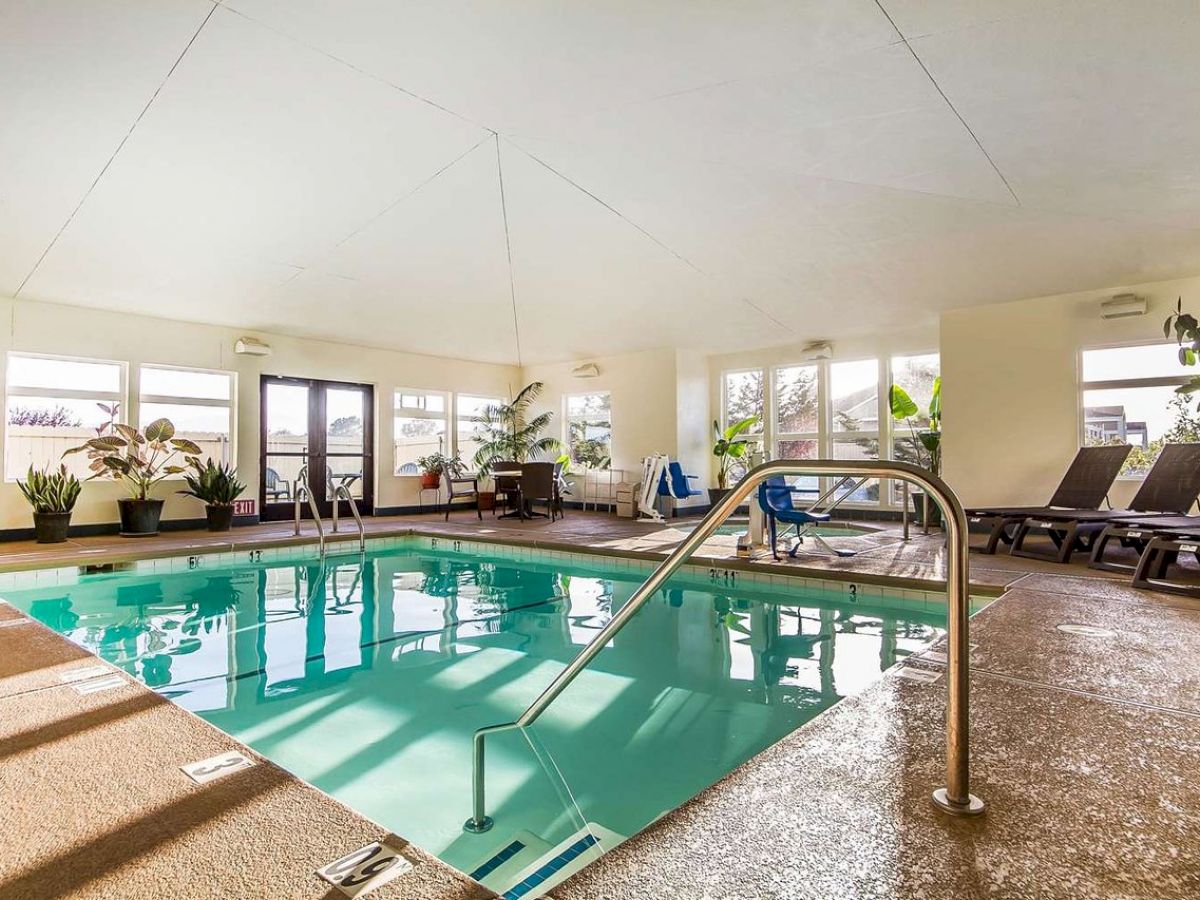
[260,376,374,521]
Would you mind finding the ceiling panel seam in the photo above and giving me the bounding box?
[13,2,220,299]
[872,0,1022,207]
[221,3,492,136]
[495,136,523,368]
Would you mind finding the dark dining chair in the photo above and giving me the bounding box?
[492,461,523,518]
[443,469,482,521]
[522,462,557,521]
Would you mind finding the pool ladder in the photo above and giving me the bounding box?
[464,459,985,834]
[293,473,365,556]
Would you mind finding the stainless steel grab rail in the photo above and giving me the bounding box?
[332,483,366,554]
[463,458,984,834]
[293,473,326,557]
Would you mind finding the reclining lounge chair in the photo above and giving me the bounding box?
[1130,522,1200,598]
[965,445,1131,554]
[1088,514,1200,575]
[1008,443,1200,564]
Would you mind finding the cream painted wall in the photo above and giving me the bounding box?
[0,295,519,530]
[522,347,709,508]
[940,275,1200,509]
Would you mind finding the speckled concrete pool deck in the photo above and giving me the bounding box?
[2,512,1198,898]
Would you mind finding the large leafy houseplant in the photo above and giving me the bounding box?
[178,457,246,532]
[471,382,561,476]
[17,464,82,543]
[1164,297,1200,407]
[65,418,201,536]
[712,415,761,491]
[889,377,942,477]
[890,377,942,525]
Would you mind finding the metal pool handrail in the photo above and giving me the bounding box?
[463,459,985,834]
[332,483,366,554]
[293,472,326,557]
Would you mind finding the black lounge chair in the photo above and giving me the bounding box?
[1130,524,1200,598]
[966,445,1132,554]
[1088,514,1200,575]
[1009,443,1200,564]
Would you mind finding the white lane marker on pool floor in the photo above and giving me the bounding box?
[181,750,256,785]
[317,841,414,898]
[60,664,111,683]
[71,674,128,695]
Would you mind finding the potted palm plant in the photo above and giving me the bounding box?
[710,415,760,505]
[178,457,246,531]
[471,382,561,475]
[17,464,82,543]
[65,418,201,536]
[890,377,942,525]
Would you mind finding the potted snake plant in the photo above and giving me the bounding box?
[17,464,82,543]
[64,418,201,536]
[178,457,246,532]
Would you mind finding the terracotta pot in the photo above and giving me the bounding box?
[118,498,164,536]
[420,472,440,489]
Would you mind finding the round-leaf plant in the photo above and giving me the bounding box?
[64,417,202,500]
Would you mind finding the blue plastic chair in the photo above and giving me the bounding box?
[758,476,834,560]
[658,461,704,499]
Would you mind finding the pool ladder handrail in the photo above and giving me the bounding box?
[293,472,326,557]
[331,482,366,554]
[464,458,984,834]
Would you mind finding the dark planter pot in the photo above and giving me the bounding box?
[205,504,235,532]
[708,487,732,506]
[420,472,440,489]
[910,490,943,527]
[33,511,72,544]
[478,491,496,511]
[118,498,165,537]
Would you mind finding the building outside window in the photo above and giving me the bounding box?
[138,365,236,469]
[394,389,447,474]
[5,352,126,480]
[1081,343,1197,476]
[565,392,612,469]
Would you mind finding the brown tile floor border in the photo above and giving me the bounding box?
[552,669,1200,900]
[0,611,493,900]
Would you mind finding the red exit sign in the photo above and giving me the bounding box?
[233,499,256,517]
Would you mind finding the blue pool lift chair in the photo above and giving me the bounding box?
[658,461,703,500]
[758,476,856,561]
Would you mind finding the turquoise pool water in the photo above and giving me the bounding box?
[3,542,943,895]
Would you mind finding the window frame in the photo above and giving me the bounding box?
[5,351,128,483]
[1078,339,1192,480]
[455,392,505,471]
[564,390,613,470]
[137,362,237,468]
[393,388,450,476]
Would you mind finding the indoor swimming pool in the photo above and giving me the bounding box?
[2,540,945,897]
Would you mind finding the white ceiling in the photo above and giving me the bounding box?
[3,0,1200,365]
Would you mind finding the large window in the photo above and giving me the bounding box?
[5,353,126,480]
[890,353,940,501]
[394,389,447,474]
[830,359,881,503]
[773,364,819,493]
[139,365,235,467]
[566,392,612,469]
[722,369,764,481]
[456,394,503,469]
[1081,343,1196,476]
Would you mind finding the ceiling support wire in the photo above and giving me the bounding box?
[495,135,524,368]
